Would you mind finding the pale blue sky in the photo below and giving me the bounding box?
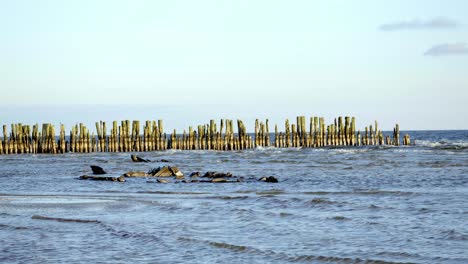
[1,0,467,131]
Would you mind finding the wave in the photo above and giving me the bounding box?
[211,195,250,200]
[416,139,468,150]
[302,190,416,196]
[31,215,100,223]
[177,237,414,264]
[309,198,336,204]
[136,191,210,195]
[440,229,468,241]
[255,190,285,196]
[0,223,38,231]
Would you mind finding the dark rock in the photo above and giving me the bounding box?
[259,176,278,183]
[90,165,106,175]
[79,175,125,182]
[203,171,215,178]
[191,180,199,183]
[190,172,200,178]
[203,171,233,178]
[131,154,150,162]
[160,159,170,163]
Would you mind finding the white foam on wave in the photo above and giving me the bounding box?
[416,139,468,149]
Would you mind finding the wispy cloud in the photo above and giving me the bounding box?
[424,43,468,56]
[380,17,459,31]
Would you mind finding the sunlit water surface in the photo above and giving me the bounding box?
[1,131,467,263]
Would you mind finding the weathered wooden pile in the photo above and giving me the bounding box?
[0,116,410,154]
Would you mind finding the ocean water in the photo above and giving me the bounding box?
[0,130,467,264]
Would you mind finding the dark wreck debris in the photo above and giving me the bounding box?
[258,176,279,183]
[90,165,106,175]
[79,175,125,182]
[131,154,150,162]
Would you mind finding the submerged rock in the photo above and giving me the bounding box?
[79,175,125,182]
[131,154,150,163]
[123,171,148,177]
[90,165,106,175]
[259,176,278,183]
[157,179,169,184]
[211,178,227,183]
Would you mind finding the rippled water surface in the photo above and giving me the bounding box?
[1,130,467,263]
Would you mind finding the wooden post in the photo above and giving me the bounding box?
[394,124,400,146]
[364,126,369,146]
[285,119,291,147]
[357,130,361,146]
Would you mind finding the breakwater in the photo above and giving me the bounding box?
[0,116,410,154]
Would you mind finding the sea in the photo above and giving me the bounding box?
[1,130,467,264]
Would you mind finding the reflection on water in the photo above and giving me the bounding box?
[0,130,467,263]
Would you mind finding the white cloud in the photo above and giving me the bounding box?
[424,43,468,56]
[380,17,459,31]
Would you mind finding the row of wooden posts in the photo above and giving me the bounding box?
[0,117,410,154]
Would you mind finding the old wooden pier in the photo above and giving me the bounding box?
[0,116,410,154]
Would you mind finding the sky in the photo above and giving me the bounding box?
[1,0,467,132]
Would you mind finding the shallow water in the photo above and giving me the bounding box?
[1,130,467,263]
